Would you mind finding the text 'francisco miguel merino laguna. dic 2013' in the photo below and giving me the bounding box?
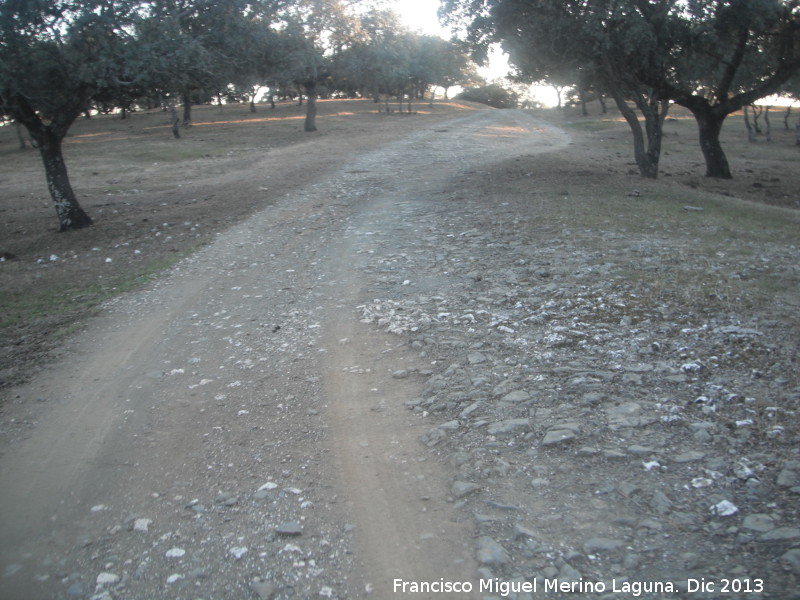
[393,578,685,597]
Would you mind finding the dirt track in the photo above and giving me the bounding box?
[0,109,568,599]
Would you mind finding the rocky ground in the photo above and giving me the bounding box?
[1,102,799,600]
[357,159,800,598]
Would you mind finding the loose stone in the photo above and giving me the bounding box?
[276,522,303,536]
[758,527,800,542]
[476,536,509,566]
[542,429,576,446]
[583,537,624,553]
[501,390,530,403]
[452,481,481,499]
[741,514,776,533]
[488,418,529,436]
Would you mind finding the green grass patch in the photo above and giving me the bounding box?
[0,252,188,331]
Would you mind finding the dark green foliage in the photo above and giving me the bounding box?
[456,83,518,108]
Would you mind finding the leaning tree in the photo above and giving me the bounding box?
[0,0,139,230]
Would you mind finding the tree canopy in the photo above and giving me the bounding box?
[0,0,141,229]
[443,0,800,178]
[1,0,480,231]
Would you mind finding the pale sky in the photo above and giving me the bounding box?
[394,0,512,80]
[395,0,448,36]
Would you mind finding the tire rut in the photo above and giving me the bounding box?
[315,109,569,597]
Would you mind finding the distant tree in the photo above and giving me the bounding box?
[410,35,480,102]
[331,8,410,106]
[275,0,356,132]
[270,19,328,131]
[134,0,271,128]
[0,0,139,230]
[332,8,479,110]
[456,83,519,108]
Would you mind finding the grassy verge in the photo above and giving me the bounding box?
[0,252,189,331]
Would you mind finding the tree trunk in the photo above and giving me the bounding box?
[764,106,771,142]
[304,82,317,132]
[16,122,29,150]
[552,85,563,109]
[606,86,663,178]
[579,88,588,116]
[743,105,756,142]
[693,110,731,179]
[37,130,93,231]
[7,93,91,230]
[751,105,762,133]
[599,95,607,114]
[250,97,256,113]
[170,103,181,139]
[182,94,192,127]
[784,106,791,130]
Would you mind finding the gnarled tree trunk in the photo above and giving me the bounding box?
[37,130,93,231]
[605,82,666,179]
[693,110,731,179]
[11,95,92,230]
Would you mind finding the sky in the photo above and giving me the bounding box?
[394,0,448,36]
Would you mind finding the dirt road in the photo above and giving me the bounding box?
[0,109,568,599]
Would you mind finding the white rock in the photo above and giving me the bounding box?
[96,572,119,585]
[133,518,152,532]
[691,478,714,488]
[711,500,738,517]
[165,547,186,558]
[229,546,248,559]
